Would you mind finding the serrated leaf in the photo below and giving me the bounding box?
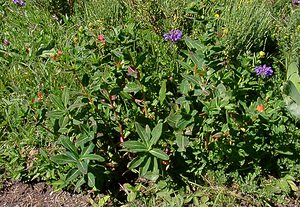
[159,80,166,105]
[87,172,95,188]
[128,155,147,169]
[122,141,148,152]
[150,123,163,147]
[149,148,169,160]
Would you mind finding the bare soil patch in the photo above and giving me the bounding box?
[0,181,91,207]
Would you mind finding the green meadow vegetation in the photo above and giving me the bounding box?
[1,0,300,206]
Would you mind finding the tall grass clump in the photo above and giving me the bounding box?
[219,0,274,58]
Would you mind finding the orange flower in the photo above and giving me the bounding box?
[256,104,264,112]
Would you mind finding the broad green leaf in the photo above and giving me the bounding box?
[74,177,85,192]
[60,136,79,156]
[287,62,300,92]
[48,110,65,119]
[167,114,182,129]
[286,81,300,106]
[123,82,142,94]
[159,80,166,105]
[50,94,64,110]
[77,160,88,174]
[66,169,81,183]
[62,88,69,108]
[87,172,95,188]
[150,123,163,147]
[51,154,77,164]
[65,151,79,161]
[190,51,205,69]
[128,155,147,169]
[135,122,150,146]
[185,37,203,50]
[149,149,169,160]
[122,141,148,152]
[81,143,95,156]
[175,133,189,152]
[140,157,151,176]
[76,133,94,147]
[181,74,201,86]
[80,154,105,162]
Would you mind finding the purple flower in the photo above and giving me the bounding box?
[12,0,25,6]
[292,0,300,5]
[255,64,274,78]
[163,29,182,43]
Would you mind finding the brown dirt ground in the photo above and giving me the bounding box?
[0,182,91,207]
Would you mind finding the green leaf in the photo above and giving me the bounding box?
[65,151,79,161]
[62,88,69,108]
[135,122,150,146]
[50,94,64,110]
[185,37,203,50]
[140,156,151,176]
[77,160,88,174]
[149,149,169,160]
[87,172,96,188]
[159,80,166,105]
[122,141,148,152]
[80,154,105,162]
[128,155,147,169]
[74,177,85,192]
[81,143,95,156]
[51,154,77,164]
[48,110,65,119]
[150,123,163,147]
[123,82,142,94]
[60,136,79,156]
[76,133,94,147]
[66,169,81,183]
[175,133,189,152]
[285,81,300,106]
[287,62,300,91]
[167,114,182,129]
[181,74,201,86]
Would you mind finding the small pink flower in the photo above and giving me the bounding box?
[97,34,106,43]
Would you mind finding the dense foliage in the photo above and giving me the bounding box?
[1,0,300,206]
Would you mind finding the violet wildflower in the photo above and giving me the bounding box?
[163,29,182,43]
[12,0,25,6]
[293,0,300,5]
[255,64,273,78]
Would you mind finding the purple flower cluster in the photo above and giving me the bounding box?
[163,29,182,43]
[255,64,273,78]
[12,0,25,6]
[293,0,300,5]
